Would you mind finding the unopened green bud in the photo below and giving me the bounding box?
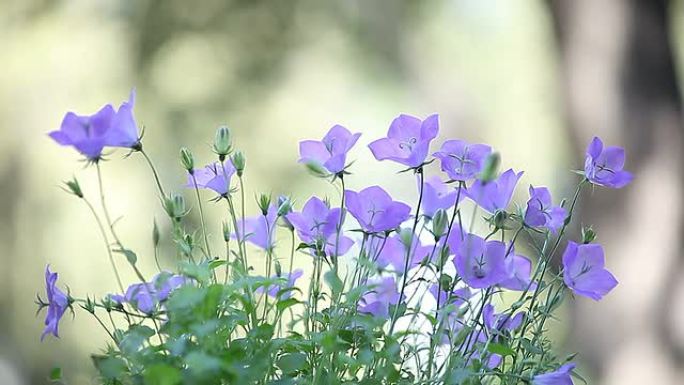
[222,221,231,243]
[479,152,501,183]
[493,210,507,229]
[398,227,414,249]
[180,147,194,173]
[304,161,330,178]
[277,195,293,217]
[257,193,272,216]
[432,209,448,241]
[163,192,188,221]
[582,226,597,244]
[152,219,160,247]
[213,125,232,158]
[274,260,282,277]
[63,177,83,198]
[231,151,245,177]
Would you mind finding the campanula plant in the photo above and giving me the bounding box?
[38,91,632,384]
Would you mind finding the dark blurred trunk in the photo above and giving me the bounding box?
[550,0,684,381]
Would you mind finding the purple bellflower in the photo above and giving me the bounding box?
[358,276,400,318]
[113,272,189,314]
[49,90,141,160]
[187,159,236,197]
[533,363,576,385]
[105,90,141,149]
[42,266,69,340]
[429,285,471,309]
[49,104,115,160]
[433,140,492,181]
[235,203,278,251]
[368,114,439,168]
[453,233,508,289]
[345,186,411,233]
[286,197,353,257]
[500,252,536,291]
[524,186,567,234]
[421,176,460,218]
[264,269,304,299]
[562,242,618,301]
[298,125,361,175]
[482,304,524,332]
[374,232,433,274]
[584,137,633,188]
[466,169,523,214]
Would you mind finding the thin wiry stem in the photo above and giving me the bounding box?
[82,197,125,293]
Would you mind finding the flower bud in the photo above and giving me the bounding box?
[163,192,188,221]
[152,219,160,247]
[581,226,597,244]
[432,209,448,241]
[277,195,293,217]
[222,221,231,243]
[63,177,83,198]
[274,260,282,277]
[398,227,414,249]
[232,151,245,177]
[479,152,501,183]
[213,125,232,158]
[304,161,330,178]
[180,147,194,173]
[257,193,272,216]
[493,210,507,229]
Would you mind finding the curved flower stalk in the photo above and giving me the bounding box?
[41,100,632,385]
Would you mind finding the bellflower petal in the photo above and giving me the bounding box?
[106,89,140,148]
[533,363,576,385]
[453,233,508,289]
[234,204,279,250]
[562,242,618,300]
[466,169,523,213]
[358,276,400,318]
[48,105,115,160]
[524,186,567,234]
[345,186,411,233]
[368,114,439,168]
[500,253,536,291]
[42,266,69,340]
[433,140,492,181]
[187,160,235,196]
[299,125,361,174]
[584,136,633,188]
[421,176,460,218]
[374,232,432,274]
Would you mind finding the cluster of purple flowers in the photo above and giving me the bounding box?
[43,95,632,383]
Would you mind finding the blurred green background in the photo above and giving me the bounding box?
[1,0,683,384]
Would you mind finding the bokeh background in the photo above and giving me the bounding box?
[1,0,682,384]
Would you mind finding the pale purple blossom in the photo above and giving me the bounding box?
[562,242,618,301]
[41,266,69,340]
[524,186,567,234]
[466,169,523,213]
[286,197,353,256]
[584,137,632,188]
[453,233,508,289]
[433,140,492,181]
[299,125,361,174]
[368,114,439,168]
[421,176,460,218]
[345,186,411,233]
[358,276,400,318]
[187,160,235,196]
[533,363,576,385]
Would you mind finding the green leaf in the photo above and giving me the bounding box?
[119,325,155,355]
[520,338,543,355]
[277,352,307,374]
[487,343,516,357]
[209,259,227,270]
[324,270,343,295]
[276,297,300,312]
[143,364,182,385]
[92,355,127,379]
[49,367,62,381]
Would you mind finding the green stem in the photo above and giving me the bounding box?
[191,173,212,258]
